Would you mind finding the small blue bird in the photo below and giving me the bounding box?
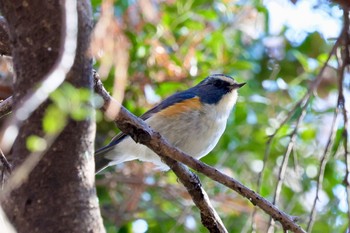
[95,74,245,173]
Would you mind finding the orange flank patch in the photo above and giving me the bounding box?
[158,97,201,117]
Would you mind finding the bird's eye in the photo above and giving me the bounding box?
[214,80,224,88]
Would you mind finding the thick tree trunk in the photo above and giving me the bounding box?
[0,1,105,232]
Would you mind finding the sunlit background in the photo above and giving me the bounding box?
[88,0,349,232]
[0,0,335,232]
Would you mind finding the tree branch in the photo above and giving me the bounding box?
[306,102,339,232]
[307,8,350,233]
[94,71,228,233]
[340,12,350,232]
[0,96,12,118]
[268,104,307,232]
[93,72,305,233]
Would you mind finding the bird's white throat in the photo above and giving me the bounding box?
[213,90,238,120]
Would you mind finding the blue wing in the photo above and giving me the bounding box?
[95,88,196,156]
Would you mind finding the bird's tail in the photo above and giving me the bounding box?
[94,145,114,174]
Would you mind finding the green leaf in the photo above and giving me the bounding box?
[26,135,47,152]
[231,60,253,70]
[71,107,91,121]
[300,126,316,140]
[43,105,67,134]
[197,9,216,20]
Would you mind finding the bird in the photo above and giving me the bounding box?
[95,74,245,173]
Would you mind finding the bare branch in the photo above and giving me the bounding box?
[94,71,228,233]
[256,30,342,195]
[167,158,228,232]
[0,96,12,118]
[307,8,350,232]
[267,32,342,141]
[0,147,11,176]
[0,97,12,176]
[268,104,308,232]
[339,9,350,230]
[93,73,306,233]
[306,103,339,232]
[251,28,342,233]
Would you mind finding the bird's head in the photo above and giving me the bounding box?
[193,74,245,106]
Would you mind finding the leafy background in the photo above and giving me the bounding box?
[88,0,346,232]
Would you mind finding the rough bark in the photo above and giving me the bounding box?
[0,16,10,56]
[0,1,105,232]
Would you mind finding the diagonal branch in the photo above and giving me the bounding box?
[306,103,339,232]
[268,103,308,233]
[252,30,342,233]
[0,96,12,118]
[256,30,342,198]
[307,8,350,232]
[93,73,306,233]
[94,72,228,233]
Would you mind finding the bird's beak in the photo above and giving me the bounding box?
[233,82,246,89]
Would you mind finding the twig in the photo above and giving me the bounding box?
[0,96,12,118]
[343,97,350,232]
[256,30,342,196]
[262,31,342,148]
[0,99,12,179]
[341,18,350,233]
[93,73,306,233]
[0,147,11,175]
[0,0,78,154]
[252,32,342,233]
[307,11,350,231]
[306,103,339,232]
[267,101,308,233]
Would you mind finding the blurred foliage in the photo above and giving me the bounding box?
[43,83,97,134]
[89,0,347,232]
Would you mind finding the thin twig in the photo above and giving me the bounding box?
[339,7,350,233]
[263,32,342,146]
[343,104,350,231]
[267,101,308,233]
[253,30,343,233]
[341,87,350,232]
[256,31,342,197]
[0,96,12,118]
[307,9,350,232]
[0,147,11,175]
[93,73,306,233]
[306,104,339,232]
